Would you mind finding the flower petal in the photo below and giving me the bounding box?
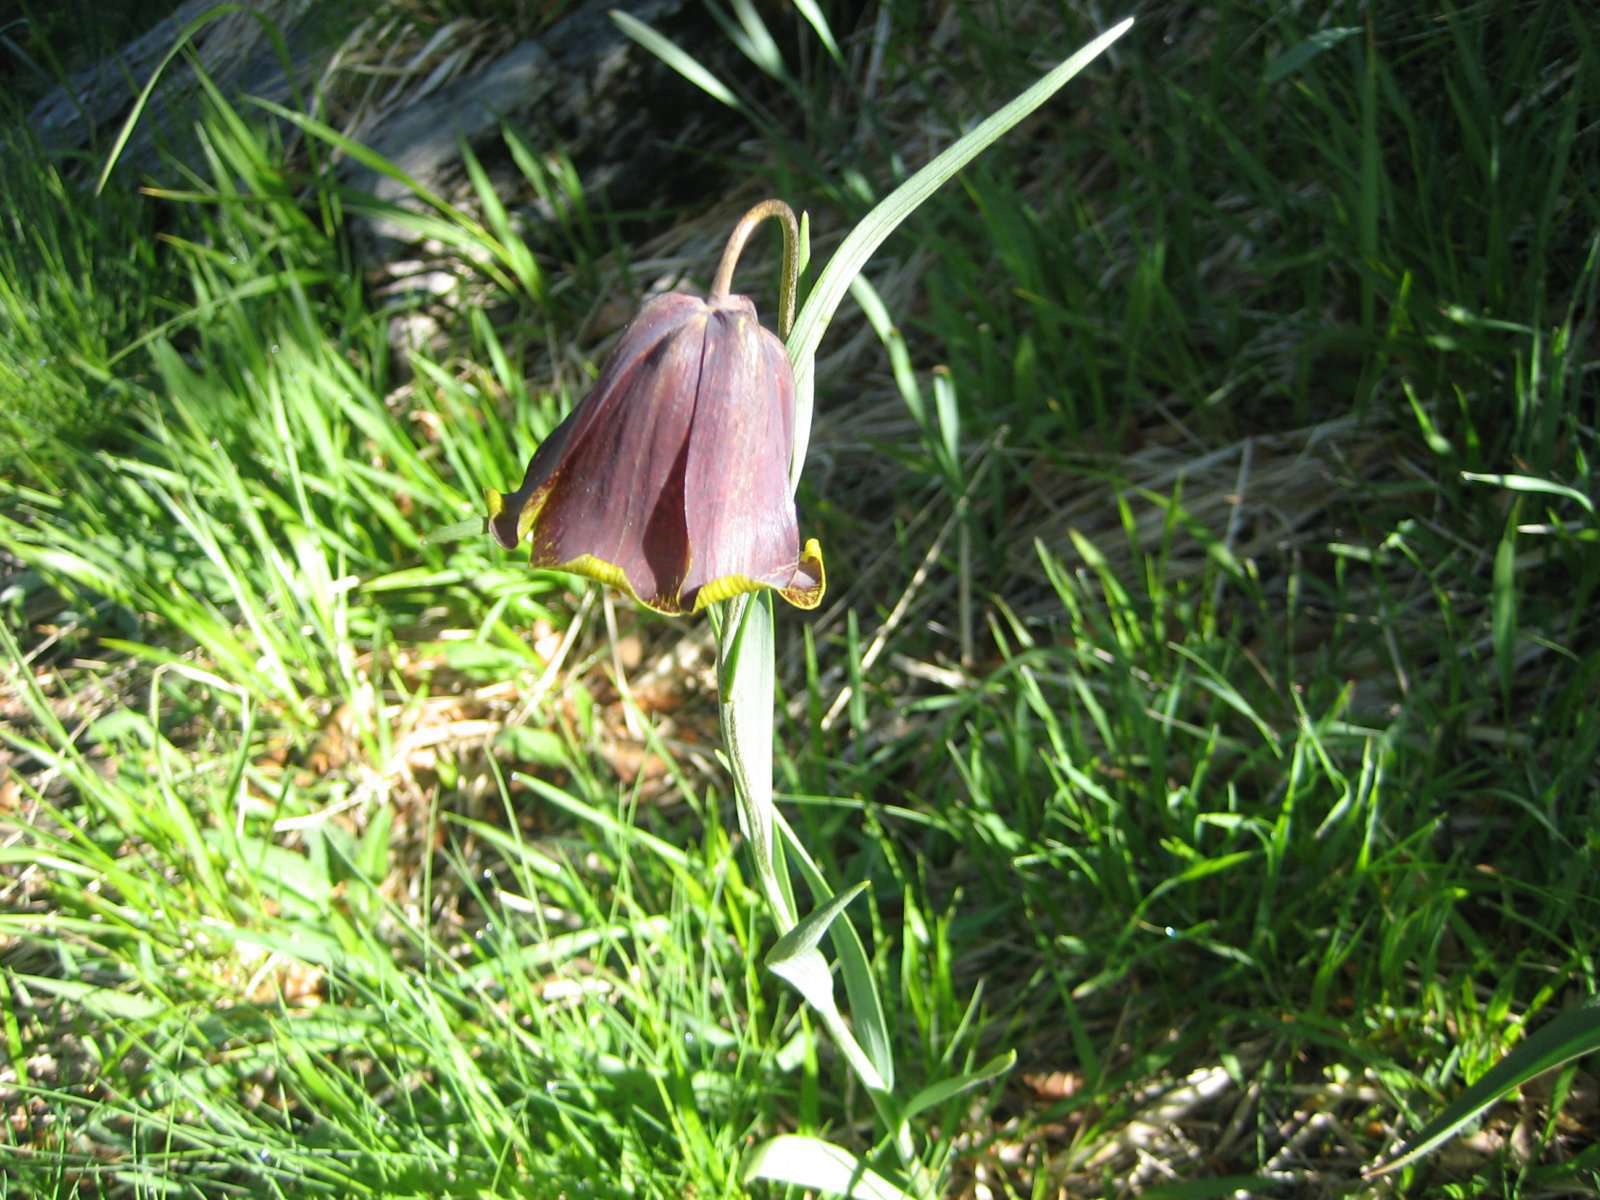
[525,300,710,610]
[680,297,824,610]
[486,406,576,550]
[486,293,707,558]
[486,290,824,616]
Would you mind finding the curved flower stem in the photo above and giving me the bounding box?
[710,199,801,338]
[710,200,807,935]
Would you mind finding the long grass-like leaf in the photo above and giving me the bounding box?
[611,9,743,110]
[745,1134,917,1200]
[1366,995,1600,1177]
[95,3,300,192]
[785,17,1134,482]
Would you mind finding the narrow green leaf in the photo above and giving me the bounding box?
[766,881,886,1092]
[769,881,869,964]
[1366,995,1600,1177]
[96,4,298,192]
[727,0,786,81]
[611,10,744,110]
[792,0,845,67]
[744,1134,917,1200]
[1492,503,1519,702]
[786,16,1134,483]
[717,593,791,924]
[460,920,670,985]
[774,811,895,1091]
[1263,27,1361,85]
[1405,380,1455,456]
[14,974,165,1022]
[354,803,393,883]
[516,773,691,870]
[900,1050,1016,1123]
[1462,471,1595,516]
[259,101,440,203]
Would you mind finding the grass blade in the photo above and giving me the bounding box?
[786,16,1134,482]
[1366,995,1600,1178]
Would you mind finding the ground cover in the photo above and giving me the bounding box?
[2,2,1597,1196]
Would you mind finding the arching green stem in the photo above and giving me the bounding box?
[710,199,801,339]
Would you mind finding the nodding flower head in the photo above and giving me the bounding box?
[487,289,824,615]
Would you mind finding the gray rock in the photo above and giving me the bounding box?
[340,0,693,262]
[28,0,332,167]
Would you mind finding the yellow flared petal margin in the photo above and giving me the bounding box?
[484,484,552,548]
[530,538,827,618]
[689,537,828,613]
[551,553,651,606]
[490,472,826,616]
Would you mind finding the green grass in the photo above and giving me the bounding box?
[0,126,176,485]
[3,0,1599,1196]
[0,0,189,110]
